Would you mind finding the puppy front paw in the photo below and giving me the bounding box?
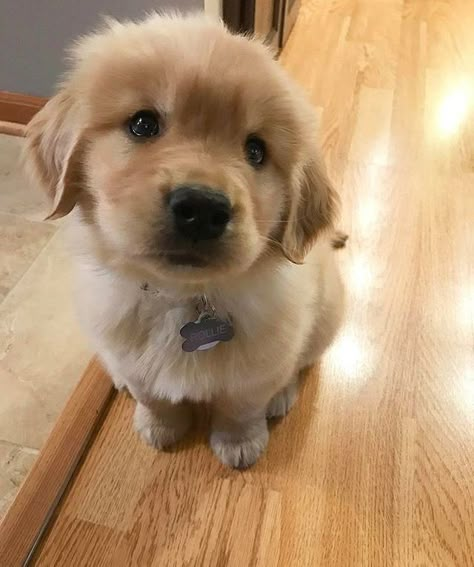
[110,374,127,392]
[210,420,269,469]
[134,402,191,450]
[266,382,298,419]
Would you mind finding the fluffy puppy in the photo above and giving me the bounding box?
[25,14,345,468]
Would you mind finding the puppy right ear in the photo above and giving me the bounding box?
[281,155,339,264]
[24,90,84,220]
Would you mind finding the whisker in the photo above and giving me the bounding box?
[254,219,290,224]
[259,235,284,248]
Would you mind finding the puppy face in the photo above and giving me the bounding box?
[26,15,338,286]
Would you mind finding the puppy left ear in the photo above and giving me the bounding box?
[281,156,340,264]
[24,89,85,220]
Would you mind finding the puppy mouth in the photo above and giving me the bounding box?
[164,252,208,268]
[142,249,210,268]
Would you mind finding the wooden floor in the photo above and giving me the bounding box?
[32,1,474,565]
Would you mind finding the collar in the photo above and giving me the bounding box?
[141,282,217,317]
[141,282,234,352]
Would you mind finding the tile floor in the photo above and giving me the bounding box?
[0,133,90,518]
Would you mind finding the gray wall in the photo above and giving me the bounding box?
[0,0,204,97]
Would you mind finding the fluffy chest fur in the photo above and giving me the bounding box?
[75,248,327,404]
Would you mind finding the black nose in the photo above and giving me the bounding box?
[169,185,231,241]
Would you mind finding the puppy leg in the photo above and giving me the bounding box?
[98,351,129,392]
[266,380,298,419]
[299,320,339,370]
[210,399,269,469]
[110,373,128,392]
[299,265,345,369]
[134,399,192,450]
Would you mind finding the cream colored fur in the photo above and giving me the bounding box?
[24,13,344,468]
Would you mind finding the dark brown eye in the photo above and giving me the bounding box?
[245,136,266,167]
[128,110,160,138]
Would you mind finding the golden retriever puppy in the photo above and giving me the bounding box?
[25,13,344,468]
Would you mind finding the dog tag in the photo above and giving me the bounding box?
[180,313,234,352]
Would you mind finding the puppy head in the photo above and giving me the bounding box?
[25,14,338,286]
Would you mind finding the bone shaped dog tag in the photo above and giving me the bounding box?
[180,313,234,352]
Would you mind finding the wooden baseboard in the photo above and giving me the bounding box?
[0,91,48,125]
[0,120,25,137]
[0,358,114,566]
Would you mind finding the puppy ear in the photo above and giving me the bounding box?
[282,156,339,264]
[24,90,84,220]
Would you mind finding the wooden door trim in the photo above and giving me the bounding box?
[0,91,47,125]
[0,120,25,137]
[222,0,284,51]
[280,0,300,47]
[0,359,114,566]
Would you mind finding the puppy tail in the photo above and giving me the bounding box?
[331,230,349,249]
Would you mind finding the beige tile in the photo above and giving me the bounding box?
[0,440,38,518]
[0,213,56,303]
[0,230,91,449]
[0,133,49,221]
